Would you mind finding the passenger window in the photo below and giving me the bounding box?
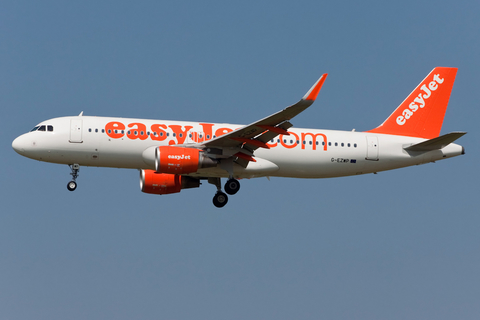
[341,143,344,147]
[47,125,53,132]
[89,128,92,132]
[354,143,357,148]
[95,129,98,133]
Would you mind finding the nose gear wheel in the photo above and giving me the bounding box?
[67,164,80,192]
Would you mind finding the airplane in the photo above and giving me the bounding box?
[12,67,465,207]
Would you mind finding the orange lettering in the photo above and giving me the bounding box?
[150,124,168,141]
[127,123,148,140]
[301,132,327,150]
[169,125,193,144]
[266,139,278,148]
[105,121,125,139]
[190,132,204,143]
[279,132,299,149]
[215,127,233,137]
[199,123,214,141]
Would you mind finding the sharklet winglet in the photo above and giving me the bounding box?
[302,74,328,101]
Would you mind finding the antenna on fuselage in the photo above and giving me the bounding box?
[78,111,84,116]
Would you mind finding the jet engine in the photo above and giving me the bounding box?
[140,170,200,195]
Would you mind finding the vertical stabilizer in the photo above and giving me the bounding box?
[367,67,457,139]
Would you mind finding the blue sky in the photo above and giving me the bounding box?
[1,1,479,319]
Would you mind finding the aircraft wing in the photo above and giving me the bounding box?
[201,73,328,156]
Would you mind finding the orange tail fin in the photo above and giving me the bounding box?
[367,67,457,139]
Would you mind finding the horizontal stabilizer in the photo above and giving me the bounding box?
[404,132,466,152]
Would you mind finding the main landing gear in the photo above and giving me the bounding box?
[209,177,241,208]
[67,164,80,191]
[224,178,240,195]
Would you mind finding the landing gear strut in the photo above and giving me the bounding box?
[208,177,227,208]
[67,164,80,191]
[208,177,241,208]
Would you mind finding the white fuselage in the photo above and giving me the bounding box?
[12,115,464,179]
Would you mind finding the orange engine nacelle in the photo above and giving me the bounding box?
[140,170,200,195]
[155,146,217,174]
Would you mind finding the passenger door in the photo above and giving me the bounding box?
[69,119,83,143]
[366,136,379,161]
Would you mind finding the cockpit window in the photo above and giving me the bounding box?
[30,125,53,132]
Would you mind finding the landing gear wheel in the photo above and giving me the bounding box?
[67,164,80,192]
[213,191,228,208]
[67,180,77,191]
[224,178,240,195]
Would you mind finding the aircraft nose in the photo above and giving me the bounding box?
[12,134,28,155]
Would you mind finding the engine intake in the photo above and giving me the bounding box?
[140,170,200,195]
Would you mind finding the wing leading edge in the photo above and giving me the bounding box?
[200,74,328,164]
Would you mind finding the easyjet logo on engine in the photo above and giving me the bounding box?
[168,154,191,160]
[396,73,444,126]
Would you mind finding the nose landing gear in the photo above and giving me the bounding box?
[67,164,80,191]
